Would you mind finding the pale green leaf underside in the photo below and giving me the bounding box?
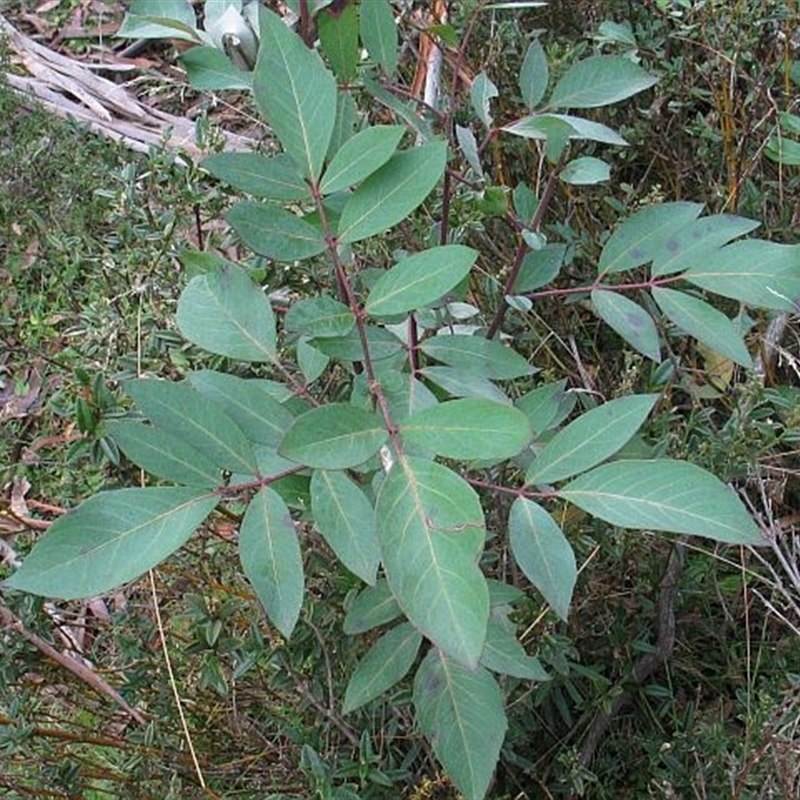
[376,457,489,668]
[105,420,221,488]
[599,202,704,274]
[126,379,258,475]
[366,245,478,317]
[227,201,327,262]
[401,399,532,460]
[320,125,405,195]
[413,648,507,800]
[509,497,576,620]
[343,622,422,713]
[591,290,661,362]
[279,404,388,469]
[421,335,535,380]
[202,152,308,201]
[338,141,447,244]
[526,394,658,484]
[284,296,355,339]
[652,287,752,368]
[253,9,337,181]
[311,470,380,585]
[187,370,294,448]
[239,487,303,639]
[559,459,763,544]
[549,55,657,109]
[5,488,217,599]
[481,615,550,680]
[343,580,402,635]
[176,265,277,362]
[181,46,253,91]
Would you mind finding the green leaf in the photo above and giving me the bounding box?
[514,245,567,293]
[650,213,760,277]
[515,380,575,434]
[338,141,447,244]
[509,498,576,620]
[421,335,536,380]
[311,470,380,584]
[376,457,488,667]
[297,339,329,384]
[227,201,326,262]
[5,488,217,599]
[591,290,661,362]
[560,156,610,185]
[413,648,507,800]
[310,326,404,363]
[765,134,800,165]
[549,55,657,109]
[329,90,358,158]
[240,487,304,639]
[520,38,548,108]
[126,379,258,474]
[105,420,221,488]
[456,124,483,177]
[400,399,532,460]
[385,375,439,424]
[362,74,435,141]
[284,297,355,338]
[343,580,402,634]
[117,0,198,40]
[320,125,405,195]
[471,72,498,128]
[279,404,388,469]
[343,623,422,713]
[360,0,398,76]
[684,241,800,312]
[365,246,478,317]
[652,287,752,368]
[202,153,308,201]
[317,1,359,82]
[559,459,763,544]
[176,264,277,362]
[598,202,704,274]
[253,9,337,182]
[481,615,550,680]
[187,370,294,448]
[180,46,253,91]
[421,367,512,405]
[526,394,657,484]
[505,113,628,146]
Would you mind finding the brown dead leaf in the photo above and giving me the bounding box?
[0,367,42,421]
[10,477,31,518]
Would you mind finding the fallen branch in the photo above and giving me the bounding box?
[0,12,256,157]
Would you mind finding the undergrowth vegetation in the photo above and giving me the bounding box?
[3,1,800,798]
